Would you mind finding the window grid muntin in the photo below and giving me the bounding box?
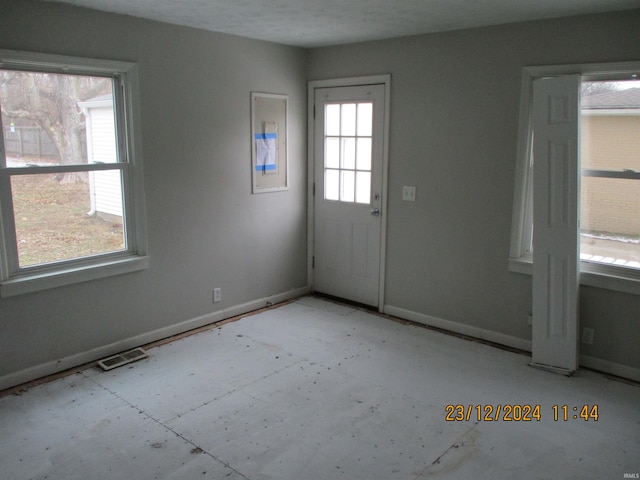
[324,102,373,204]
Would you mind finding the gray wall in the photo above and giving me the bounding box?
[0,0,308,386]
[1,1,639,388]
[308,10,640,372]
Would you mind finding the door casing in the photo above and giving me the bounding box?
[307,75,391,312]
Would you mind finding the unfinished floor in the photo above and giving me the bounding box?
[1,296,639,479]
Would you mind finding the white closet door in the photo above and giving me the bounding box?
[531,74,581,374]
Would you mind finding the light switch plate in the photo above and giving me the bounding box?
[402,186,416,202]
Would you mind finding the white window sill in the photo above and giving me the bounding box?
[509,256,640,295]
[0,255,150,297]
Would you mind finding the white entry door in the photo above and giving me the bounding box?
[531,74,581,374]
[313,84,386,307]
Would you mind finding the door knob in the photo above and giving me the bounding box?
[371,208,380,216]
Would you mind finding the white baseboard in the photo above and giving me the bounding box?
[0,286,310,392]
[384,304,640,383]
[4,290,635,392]
[579,354,640,382]
[384,304,533,352]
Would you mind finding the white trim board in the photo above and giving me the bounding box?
[308,74,391,312]
[579,354,640,383]
[384,304,533,352]
[0,286,310,392]
[384,304,640,382]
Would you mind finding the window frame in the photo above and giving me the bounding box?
[509,60,640,295]
[0,50,148,297]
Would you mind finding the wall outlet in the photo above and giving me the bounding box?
[402,186,416,202]
[213,288,221,303]
[582,327,594,345]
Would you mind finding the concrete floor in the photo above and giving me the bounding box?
[1,296,639,479]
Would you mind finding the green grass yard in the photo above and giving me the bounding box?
[11,172,124,267]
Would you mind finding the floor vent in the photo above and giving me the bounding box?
[98,347,149,371]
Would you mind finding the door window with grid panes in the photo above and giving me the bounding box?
[324,102,373,204]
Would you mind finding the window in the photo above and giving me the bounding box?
[0,50,148,296]
[324,102,373,204]
[509,62,640,294]
[580,81,640,269]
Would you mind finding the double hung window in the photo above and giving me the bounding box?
[0,50,148,296]
[509,61,640,294]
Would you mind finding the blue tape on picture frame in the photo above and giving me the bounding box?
[255,132,277,172]
[255,133,277,140]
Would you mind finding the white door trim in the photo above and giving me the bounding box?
[307,75,391,311]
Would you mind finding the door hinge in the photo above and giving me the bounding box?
[313,182,316,196]
[312,256,315,268]
[313,104,316,119]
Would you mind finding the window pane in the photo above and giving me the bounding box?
[11,172,126,267]
[340,170,355,202]
[356,138,372,171]
[323,101,374,205]
[341,103,356,136]
[580,79,640,269]
[325,137,340,169]
[341,137,356,170]
[580,177,640,268]
[325,169,339,201]
[356,171,371,204]
[1,70,116,167]
[325,104,340,136]
[357,103,373,136]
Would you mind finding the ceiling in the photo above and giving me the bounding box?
[46,0,640,48]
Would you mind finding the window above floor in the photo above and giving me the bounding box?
[509,61,640,295]
[0,50,148,296]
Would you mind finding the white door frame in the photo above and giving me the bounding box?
[307,75,391,311]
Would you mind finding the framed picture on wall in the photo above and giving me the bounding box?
[251,92,288,193]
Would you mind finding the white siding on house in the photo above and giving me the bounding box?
[87,106,118,164]
[92,169,124,219]
[82,101,124,220]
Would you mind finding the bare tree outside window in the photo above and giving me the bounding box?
[0,70,111,182]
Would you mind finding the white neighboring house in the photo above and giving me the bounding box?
[78,94,123,224]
